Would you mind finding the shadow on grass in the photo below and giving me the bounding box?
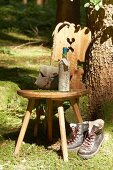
[2,116,71,155]
[0,32,29,44]
[2,116,71,143]
[0,32,51,47]
[0,66,38,89]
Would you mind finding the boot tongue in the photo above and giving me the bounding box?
[90,125,99,134]
[88,122,99,133]
[70,123,76,128]
[89,119,104,133]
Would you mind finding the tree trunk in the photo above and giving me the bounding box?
[36,0,46,6]
[56,0,80,25]
[85,0,113,118]
[22,0,28,4]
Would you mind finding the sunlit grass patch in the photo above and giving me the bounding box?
[13,46,51,58]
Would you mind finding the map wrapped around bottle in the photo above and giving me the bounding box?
[58,47,70,92]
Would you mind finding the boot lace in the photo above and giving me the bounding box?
[81,131,96,149]
[67,126,78,144]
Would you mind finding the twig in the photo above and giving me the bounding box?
[13,41,39,50]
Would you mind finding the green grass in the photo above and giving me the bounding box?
[0,1,113,169]
[0,123,113,170]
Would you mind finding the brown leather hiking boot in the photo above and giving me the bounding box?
[78,119,104,159]
[67,122,89,151]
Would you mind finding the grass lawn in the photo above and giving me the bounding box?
[0,1,113,170]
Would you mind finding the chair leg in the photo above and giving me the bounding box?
[70,98,83,123]
[14,99,35,155]
[58,106,68,162]
[34,100,41,137]
[46,99,53,142]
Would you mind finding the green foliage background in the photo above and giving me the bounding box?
[0,0,56,37]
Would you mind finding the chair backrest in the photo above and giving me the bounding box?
[51,21,91,77]
[35,22,91,91]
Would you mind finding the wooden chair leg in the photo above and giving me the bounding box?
[70,98,83,123]
[47,99,53,142]
[14,99,35,155]
[58,106,68,162]
[34,100,41,137]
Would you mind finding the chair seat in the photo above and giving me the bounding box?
[17,89,88,100]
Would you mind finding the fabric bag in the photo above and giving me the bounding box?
[35,65,58,90]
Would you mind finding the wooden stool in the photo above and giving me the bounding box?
[14,89,88,161]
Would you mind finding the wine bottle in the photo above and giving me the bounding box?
[58,47,70,92]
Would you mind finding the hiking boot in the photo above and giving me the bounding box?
[78,119,104,159]
[67,122,89,151]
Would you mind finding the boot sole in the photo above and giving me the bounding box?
[78,137,104,159]
[68,146,80,152]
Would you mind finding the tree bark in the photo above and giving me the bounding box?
[85,0,113,118]
[22,0,28,4]
[56,0,80,25]
[36,0,46,6]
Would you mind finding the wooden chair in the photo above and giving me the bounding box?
[14,22,91,162]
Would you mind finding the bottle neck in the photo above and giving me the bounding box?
[62,47,68,58]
